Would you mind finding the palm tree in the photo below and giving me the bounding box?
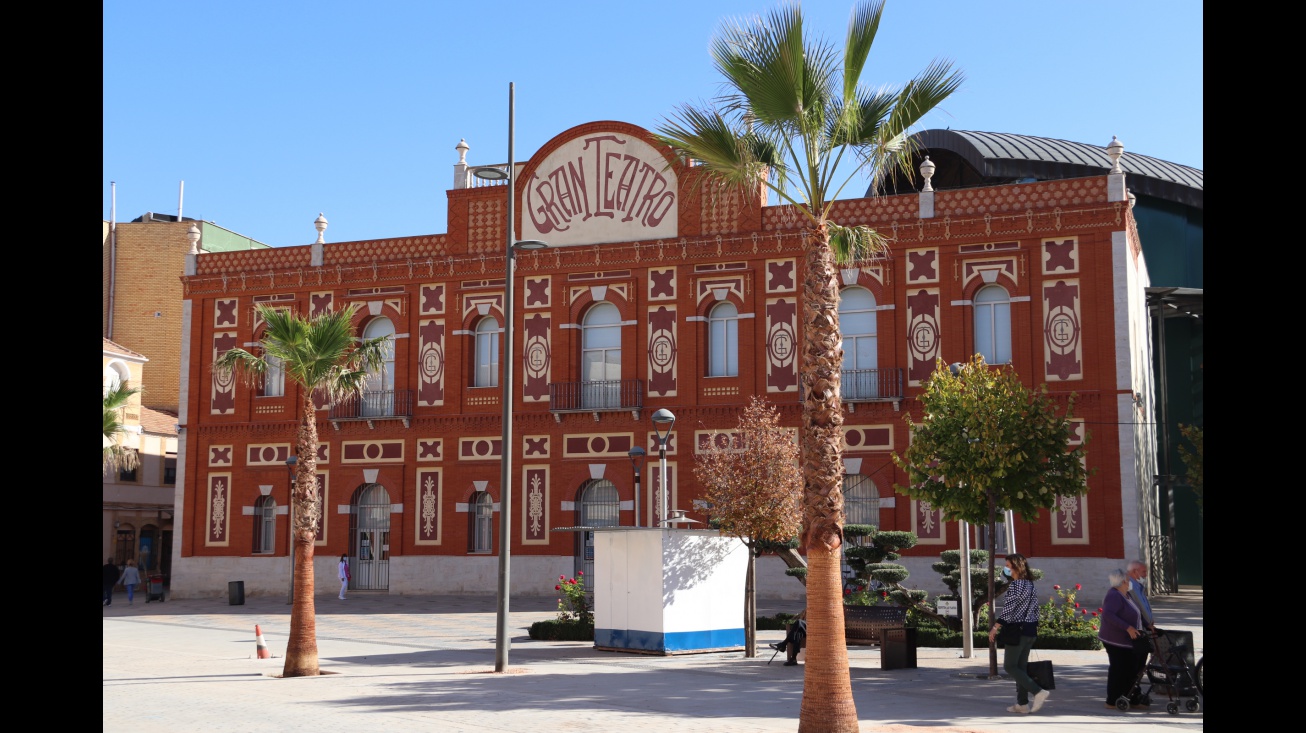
[215,302,391,677]
[655,2,961,729]
[103,381,141,475]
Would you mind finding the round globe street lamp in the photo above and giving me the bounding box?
[628,447,646,527]
[473,82,548,674]
[650,409,676,526]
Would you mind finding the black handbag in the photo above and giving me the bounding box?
[1027,659,1055,690]
[996,623,1022,647]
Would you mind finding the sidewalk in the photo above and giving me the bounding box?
[103,588,1202,732]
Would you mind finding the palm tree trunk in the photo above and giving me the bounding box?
[798,227,858,733]
[282,398,321,677]
[745,542,756,658]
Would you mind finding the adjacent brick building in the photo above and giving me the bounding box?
[170,120,1156,601]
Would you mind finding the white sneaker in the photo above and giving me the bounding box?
[1030,689,1051,712]
[1007,704,1029,714]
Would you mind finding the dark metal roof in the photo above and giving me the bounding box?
[888,129,1203,209]
[1146,286,1203,320]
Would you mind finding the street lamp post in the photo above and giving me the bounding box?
[650,409,676,526]
[472,82,548,673]
[285,455,298,605]
[628,447,646,527]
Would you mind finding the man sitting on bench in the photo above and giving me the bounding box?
[769,611,807,666]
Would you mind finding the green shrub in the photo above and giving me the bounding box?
[756,612,800,630]
[910,619,1101,650]
[528,619,595,641]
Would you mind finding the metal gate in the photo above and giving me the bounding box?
[349,484,391,591]
[575,479,620,591]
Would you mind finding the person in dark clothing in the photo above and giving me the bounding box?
[103,557,121,606]
[768,610,807,666]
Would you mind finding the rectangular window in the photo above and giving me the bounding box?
[164,455,177,485]
[262,355,285,397]
[119,467,137,483]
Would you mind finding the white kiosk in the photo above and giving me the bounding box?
[590,527,748,654]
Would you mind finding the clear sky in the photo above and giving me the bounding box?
[103,1,1202,248]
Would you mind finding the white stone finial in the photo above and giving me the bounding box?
[1127,189,1136,209]
[920,155,936,192]
[314,213,328,244]
[1106,136,1125,174]
[186,223,201,254]
[456,139,469,165]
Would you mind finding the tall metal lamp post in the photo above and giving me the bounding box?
[472,81,548,673]
[650,409,676,526]
[628,447,646,527]
[285,454,298,605]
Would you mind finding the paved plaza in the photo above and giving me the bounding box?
[103,587,1202,732]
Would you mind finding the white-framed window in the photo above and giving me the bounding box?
[362,317,396,416]
[973,285,1012,365]
[839,287,878,398]
[472,492,494,553]
[262,354,285,397]
[474,316,500,387]
[707,301,739,377]
[581,302,621,408]
[253,496,276,554]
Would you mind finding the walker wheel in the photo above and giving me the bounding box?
[1116,697,1131,712]
[1185,699,1199,713]
[1167,702,1180,715]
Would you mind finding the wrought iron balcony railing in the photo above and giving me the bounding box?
[329,389,413,428]
[549,379,644,419]
[841,368,904,402]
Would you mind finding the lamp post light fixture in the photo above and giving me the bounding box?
[285,454,298,605]
[473,82,549,674]
[650,409,676,526]
[628,447,646,527]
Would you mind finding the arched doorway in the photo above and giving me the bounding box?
[575,479,620,589]
[349,483,391,591]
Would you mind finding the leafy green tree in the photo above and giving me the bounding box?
[215,302,390,678]
[103,381,141,475]
[696,396,803,658]
[1177,423,1202,516]
[656,3,961,727]
[892,354,1089,675]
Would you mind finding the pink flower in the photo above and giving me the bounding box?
[1091,612,1099,617]
[1097,607,1103,612]
[555,585,561,591]
[1081,609,1088,615]
[577,571,584,576]
[1053,585,1060,590]
[1074,584,1082,591]
[559,575,565,581]
[568,579,576,585]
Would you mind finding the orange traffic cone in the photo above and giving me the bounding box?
[255,624,271,659]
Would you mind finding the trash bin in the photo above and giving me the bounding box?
[146,574,166,603]
[881,627,917,670]
[228,580,245,606]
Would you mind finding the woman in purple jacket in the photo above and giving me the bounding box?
[1098,568,1146,709]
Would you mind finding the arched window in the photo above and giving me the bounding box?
[707,301,739,377]
[253,496,276,554]
[362,317,396,415]
[474,316,500,387]
[577,479,621,586]
[581,302,621,408]
[472,492,494,553]
[973,285,1012,365]
[839,287,878,398]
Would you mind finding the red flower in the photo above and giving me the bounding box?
[1081,609,1088,615]
[1074,584,1082,591]
[568,579,576,585]
[578,570,584,576]
[1091,612,1099,617]
[555,585,561,591]
[559,575,565,581]
[844,588,852,596]
[1053,585,1061,590]
[1097,607,1103,612]
[881,591,888,598]
[1074,602,1080,608]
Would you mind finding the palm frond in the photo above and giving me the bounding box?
[828,222,891,265]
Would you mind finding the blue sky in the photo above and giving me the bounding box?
[103,1,1202,248]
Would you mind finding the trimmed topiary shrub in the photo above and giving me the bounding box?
[528,619,595,641]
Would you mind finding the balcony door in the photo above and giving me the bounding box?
[362,317,395,416]
[839,287,878,399]
[581,302,621,409]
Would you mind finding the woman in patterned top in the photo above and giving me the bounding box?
[988,553,1050,714]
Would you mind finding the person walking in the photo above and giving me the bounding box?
[119,559,143,606]
[1099,568,1147,709]
[1125,560,1155,705]
[103,557,121,606]
[988,553,1050,714]
[338,554,350,600]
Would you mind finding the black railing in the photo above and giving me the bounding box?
[550,379,644,413]
[329,390,414,420]
[840,368,904,401]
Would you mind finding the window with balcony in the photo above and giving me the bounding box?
[707,301,739,377]
[581,302,621,409]
[362,317,396,416]
[474,316,500,387]
[839,287,878,398]
[973,284,1012,365]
